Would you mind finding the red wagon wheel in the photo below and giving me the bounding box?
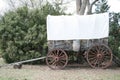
[46,49,68,70]
[86,44,113,69]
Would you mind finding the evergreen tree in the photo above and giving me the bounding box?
[109,13,120,58]
[0,2,66,63]
[95,0,110,13]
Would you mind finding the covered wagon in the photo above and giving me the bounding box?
[46,13,113,69]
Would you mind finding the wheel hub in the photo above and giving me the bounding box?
[55,57,59,62]
[97,54,103,59]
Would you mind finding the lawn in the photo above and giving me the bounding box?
[0,58,120,80]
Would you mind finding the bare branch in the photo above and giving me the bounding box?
[38,0,44,7]
[30,0,34,8]
[91,0,99,5]
[8,0,15,9]
[87,0,98,14]
[19,0,28,7]
[55,0,74,6]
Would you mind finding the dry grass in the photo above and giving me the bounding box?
[0,58,120,80]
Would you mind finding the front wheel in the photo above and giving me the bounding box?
[46,49,68,70]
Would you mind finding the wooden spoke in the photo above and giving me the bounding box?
[49,59,56,65]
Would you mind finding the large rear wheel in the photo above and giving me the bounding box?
[86,44,113,69]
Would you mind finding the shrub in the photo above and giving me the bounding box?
[0,2,65,63]
[109,13,120,58]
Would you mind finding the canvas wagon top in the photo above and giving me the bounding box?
[46,13,109,50]
[47,13,109,40]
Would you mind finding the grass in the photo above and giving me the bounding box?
[0,77,18,80]
[0,58,6,65]
[0,58,120,80]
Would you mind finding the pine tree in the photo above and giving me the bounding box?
[95,0,110,13]
[0,2,66,63]
[109,13,120,58]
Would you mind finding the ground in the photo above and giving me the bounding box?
[0,58,120,80]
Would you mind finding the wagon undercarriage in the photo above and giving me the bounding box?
[46,43,113,70]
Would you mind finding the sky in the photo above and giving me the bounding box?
[0,0,120,15]
[108,0,120,12]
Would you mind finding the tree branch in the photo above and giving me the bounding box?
[87,0,98,14]
[8,0,15,9]
[30,0,34,8]
[91,0,99,5]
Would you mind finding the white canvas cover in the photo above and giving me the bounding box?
[47,13,109,40]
